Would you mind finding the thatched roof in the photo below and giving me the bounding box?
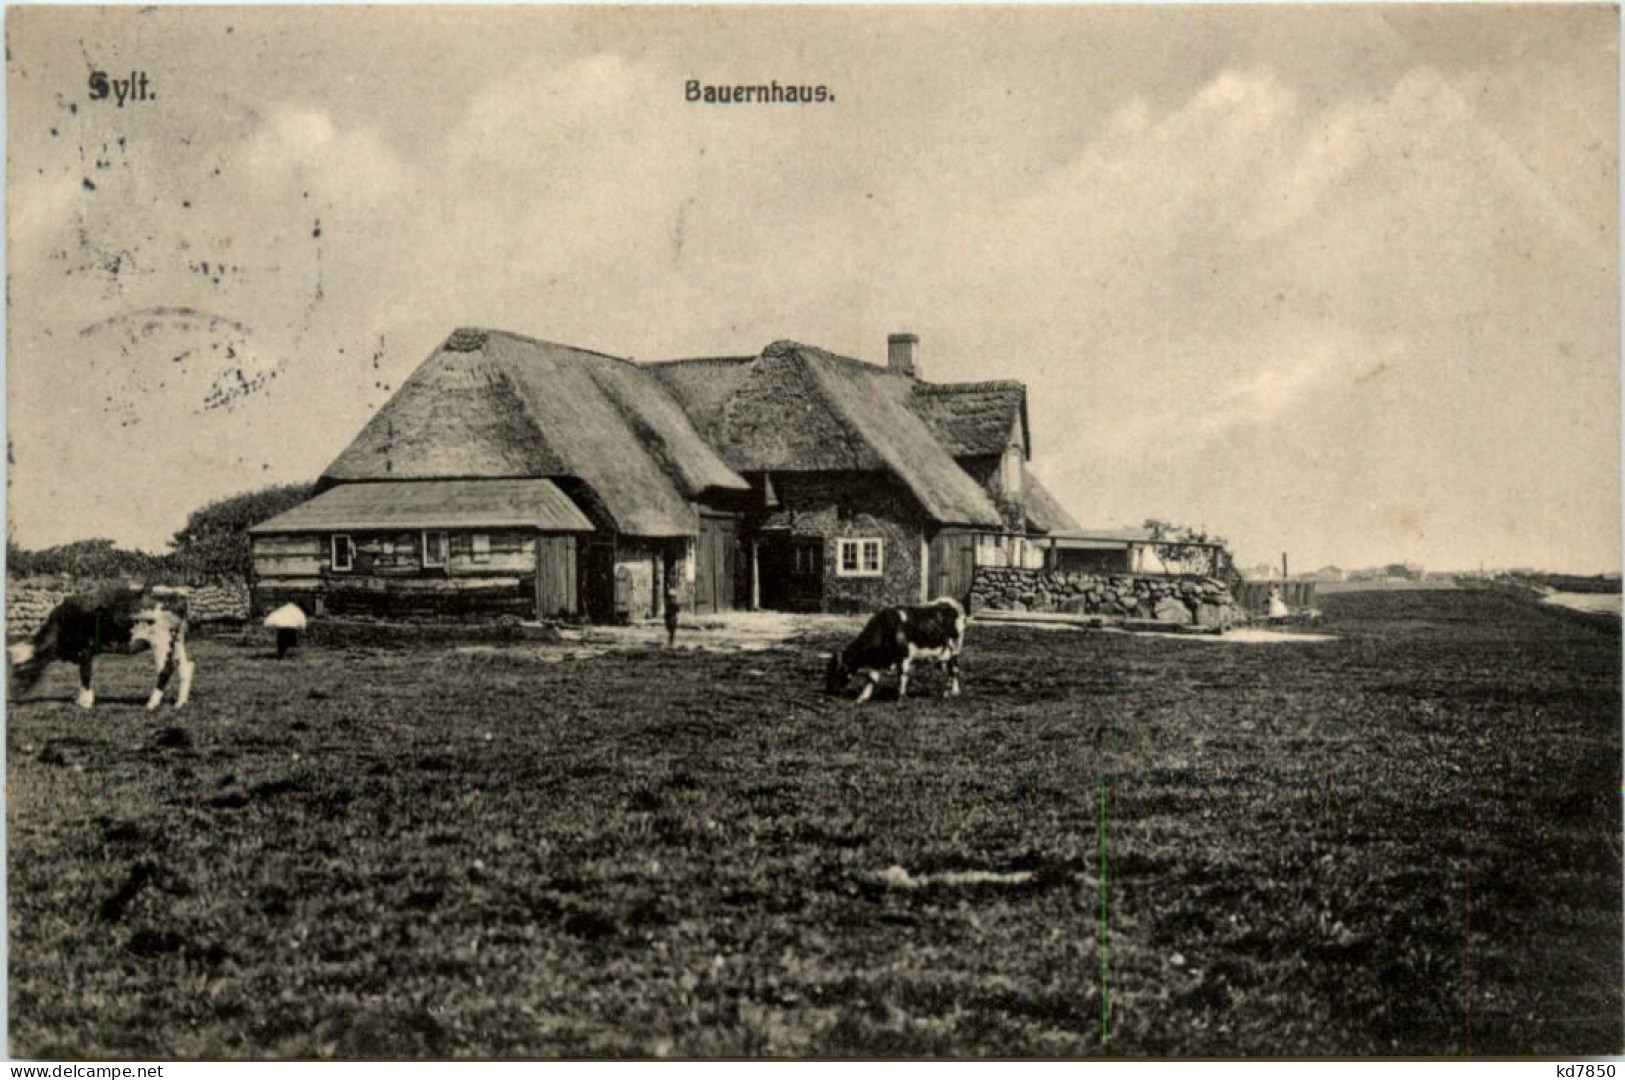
[319,327,1049,536]
[1022,474,1084,535]
[910,381,1029,459]
[644,358,754,444]
[700,341,1004,528]
[249,479,593,534]
[322,329,747,537]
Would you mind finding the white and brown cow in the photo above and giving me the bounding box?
[9,585,194,709]
[825,597,967,704]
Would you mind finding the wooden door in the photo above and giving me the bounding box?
[694,522,716,615]
[694,517,739,615]
[535,534,578,618]
[930,530,977,604]
[716,519,737,613]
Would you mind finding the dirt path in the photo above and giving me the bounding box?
[559,611,867,654]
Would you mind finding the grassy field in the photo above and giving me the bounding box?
[8,590,1621,1058]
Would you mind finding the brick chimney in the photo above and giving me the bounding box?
[887,332,919,377]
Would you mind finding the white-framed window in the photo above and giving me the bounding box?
[471,533,491,563]
[331,534,354,572]
[422,530,448,569]
[836,538,883,578]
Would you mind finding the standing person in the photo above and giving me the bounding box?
[664,583,681,647]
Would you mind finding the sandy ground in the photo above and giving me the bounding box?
[1111,625,1338,644]
[1543,591,1623,616]
[566,611,1338,651]
[558,611,867,654]
[1316,579,1459,592]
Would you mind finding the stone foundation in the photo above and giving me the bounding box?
[970,567,1245,627]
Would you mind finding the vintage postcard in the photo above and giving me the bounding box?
[5,3,1620,1061]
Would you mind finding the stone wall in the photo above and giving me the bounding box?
[970,566,1244,628]
[7,577,251,636]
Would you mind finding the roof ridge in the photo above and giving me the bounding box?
[914,378,1026,394]
[642,356,757,369]
[773,340,917,381]
[452,326,633,365]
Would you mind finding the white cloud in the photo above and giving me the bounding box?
[5,11,1616,573]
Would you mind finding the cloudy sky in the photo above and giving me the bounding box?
[7,5,1619,572]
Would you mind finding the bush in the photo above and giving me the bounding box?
[169,482,315,582]
[1142,518,1240,586]
[6,538,177,580]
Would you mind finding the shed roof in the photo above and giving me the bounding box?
[250,479,594,534]
[1049,536,1134,551]
[1067,526,1158,543]
[1022,474,1084,534]
[320,329,747,536]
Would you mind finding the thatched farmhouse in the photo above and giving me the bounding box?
[250,328,1083,621]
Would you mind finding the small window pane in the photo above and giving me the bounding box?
[424,531,447,567]
[472,533,491,563]
[835,538,883,577]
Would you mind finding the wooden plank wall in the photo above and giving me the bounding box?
[253,529,556,619]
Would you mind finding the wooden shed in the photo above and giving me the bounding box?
[248,478,594,619]
[311,328,752,622]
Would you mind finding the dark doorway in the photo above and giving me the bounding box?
[758,534,824,612]
[581,537,616,623]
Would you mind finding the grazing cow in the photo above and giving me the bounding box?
[9,585,194,710]
[825,597,967,704]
